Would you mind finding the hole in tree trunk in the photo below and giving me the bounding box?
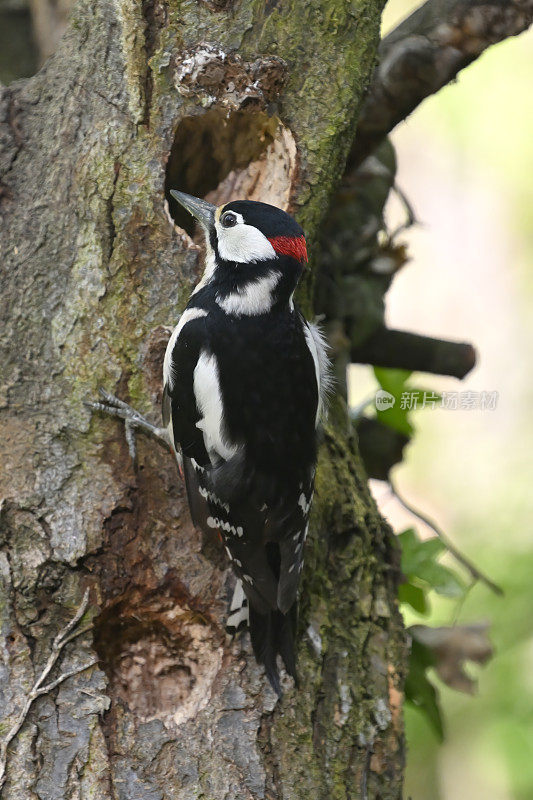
[93,588,223,727]
[164,109,297,236]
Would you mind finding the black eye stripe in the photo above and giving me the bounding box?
[221,211,238,228]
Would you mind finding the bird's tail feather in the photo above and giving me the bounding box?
[249,602,297,696]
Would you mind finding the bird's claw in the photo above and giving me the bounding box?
[84,388,171,462]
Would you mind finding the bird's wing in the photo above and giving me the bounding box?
[213,466,315,616]
[164,310,209,458]
[163,313,271,596]
[163,310,213,529]
[200,477,279,614]
[276,474,314,614]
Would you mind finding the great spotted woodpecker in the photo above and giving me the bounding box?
[164,192,330,694]
[88,192,329,695]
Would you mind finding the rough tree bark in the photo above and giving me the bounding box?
[1,0,530,797]
[0,1,406,798]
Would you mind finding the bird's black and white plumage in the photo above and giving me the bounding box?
[163,191,329,694]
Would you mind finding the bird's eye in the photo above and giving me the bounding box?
[221,212,238,228]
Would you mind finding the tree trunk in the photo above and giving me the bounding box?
[0,1,407,798]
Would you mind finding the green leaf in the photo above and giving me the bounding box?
[398,528,466,600]
[414,561,465,598]
[398,582,429,614]
[373,368,443,437]
[398,529,444,572]
[373,367,414,436]
[373,367,412,394]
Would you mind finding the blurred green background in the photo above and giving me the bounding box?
[1,1,532,796]
[350,2,533,797]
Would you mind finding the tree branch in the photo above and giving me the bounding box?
[351,0,533,166]
[351,327,476,378]
[0,590,96,790]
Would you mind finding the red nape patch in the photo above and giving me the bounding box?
[268,235,308,263]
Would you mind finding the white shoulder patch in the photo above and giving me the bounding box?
[193,350,239,462]
[304,322,332,425]
[216,271,281,317]
[163,308,208,390]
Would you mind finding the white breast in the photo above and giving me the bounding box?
[193,350,239,463]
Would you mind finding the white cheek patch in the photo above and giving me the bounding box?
[216,219,276,264]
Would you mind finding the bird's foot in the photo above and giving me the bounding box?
[85,388,171,461]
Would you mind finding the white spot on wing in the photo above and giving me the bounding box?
[205,515,242,538]
[198,485,230,513]
[193,350,239,462]
[298,491,312,515]
[216,271,281,317]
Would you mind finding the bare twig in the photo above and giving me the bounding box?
[352,0,533,165]
[452,577,477,624]
[390,478,503,595]
[0,590,97,790]
[351,327,476,379]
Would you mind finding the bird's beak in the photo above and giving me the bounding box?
[170,190,216,230]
